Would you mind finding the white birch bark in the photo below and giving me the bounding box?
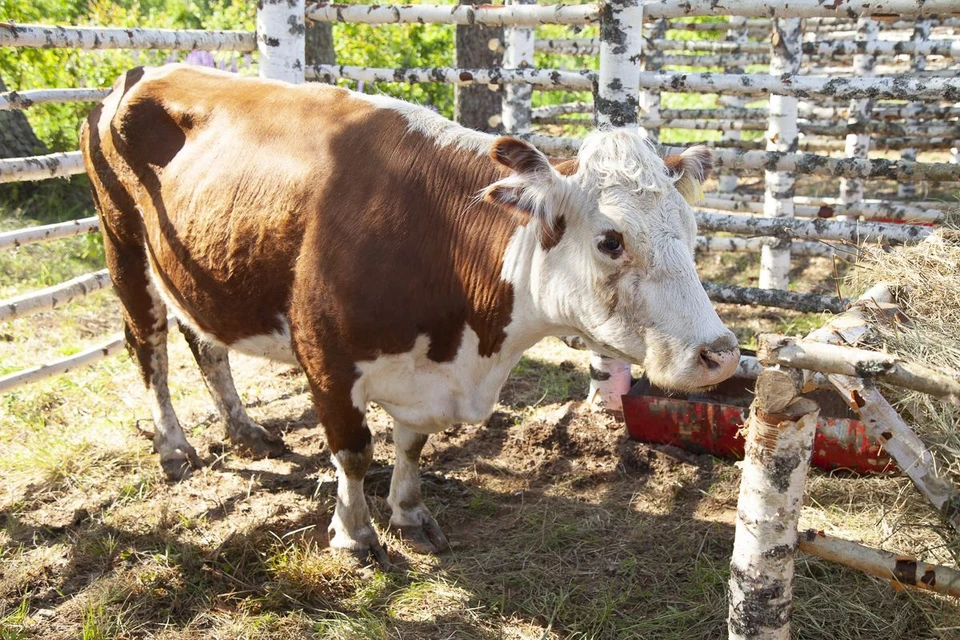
[0,23,255,51]
[501,0,534,135]
[306,3,598,26]
[0,151,85,184]
[695,210,931,246]
[728,366,820,640]
[758,335,960,405]
[643,0,955,19]
[802,280,960,533]
[595,0,643,129]
[695,236,848,258]
[0,216,99,251]
[306,65,593,89]
[899,20,931,199]
[839,18,878,211]
[258,0,305,84]
[592,0,644,408]
[638,19,666,141]
[587,354,631,415]
[634,71,960,101]
[798,530,960,598]
[698,196,943,224]
[760,18,801,291]
[523,135,960,181]
[718,16,750,193]
[0,333,126,394]
[702,283,849,314]
[0,88,110,110]
[0,269,112,322]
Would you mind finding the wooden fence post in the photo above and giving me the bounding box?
[502,0,535,135]
[718,16,749,193]
[728,366,820,640]
[838,17,878,210]
[257,0,306,83]
[899,19,930,199]
[759,18,801,291]
[591,0,644,413]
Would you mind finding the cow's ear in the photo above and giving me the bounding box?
[484,137,558,219]
[664,145,712,204]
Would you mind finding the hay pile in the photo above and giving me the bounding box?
[851,216,960,487]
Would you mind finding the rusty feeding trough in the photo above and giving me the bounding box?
[621,369,895,475]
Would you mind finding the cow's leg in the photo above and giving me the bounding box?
[388,423,449,554]
[102,236,201,479]
[178,323,286,458]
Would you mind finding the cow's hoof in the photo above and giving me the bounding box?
[159,446,202,481]
[393,515,450,555]
[229,424,287,459]
[330,540,394,571]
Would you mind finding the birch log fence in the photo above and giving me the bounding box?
[3,2,960,637]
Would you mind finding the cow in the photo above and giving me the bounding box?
[81,64,740,565]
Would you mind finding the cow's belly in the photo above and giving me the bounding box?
[230,323,298,365]
[352,332,514,434]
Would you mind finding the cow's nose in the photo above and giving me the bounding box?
[697,332,740,383]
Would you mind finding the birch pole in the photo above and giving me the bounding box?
[257,0,305,84]
[638,18,666,141]
[501,0,534,135]
[718,16,749,194]
[759,18,801,291]
[590,0,643,414]
[899,19,931,199]
[838,18,878,213]
[728,366,820,640]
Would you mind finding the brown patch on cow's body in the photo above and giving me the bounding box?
[83,64,523,454]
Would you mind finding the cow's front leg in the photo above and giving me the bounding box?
[388,423,449,554]
[328,434,390,568]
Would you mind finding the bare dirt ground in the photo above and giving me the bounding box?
[2,232,959,639]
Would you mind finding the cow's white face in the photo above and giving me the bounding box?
[485,130,739,391]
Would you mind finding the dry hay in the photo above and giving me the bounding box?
[850,211,960,555]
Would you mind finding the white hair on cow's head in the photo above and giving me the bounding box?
[575,128,675,195]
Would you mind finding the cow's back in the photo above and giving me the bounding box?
[82,65,516,367]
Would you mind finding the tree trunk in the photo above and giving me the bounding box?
[0,75,48,159]
[455,0,503,132]
[305,20,336,84]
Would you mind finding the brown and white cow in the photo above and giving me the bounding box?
[81,64,739,564]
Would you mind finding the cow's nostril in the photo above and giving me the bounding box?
[700,349,720,370]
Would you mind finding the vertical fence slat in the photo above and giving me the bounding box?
[759,18,801,291]
[502,0,535,135]
[718,16,750,193]
[898,19,930,198]
[257,0,306,84]
[839,17,878,210]
[596,0,643,129]
[728,366,820,640]
[590,0,644,413]
[638,18,667,140]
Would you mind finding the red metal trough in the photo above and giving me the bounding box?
[622,374,894,474]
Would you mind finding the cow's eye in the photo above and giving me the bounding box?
[597,233,624,258]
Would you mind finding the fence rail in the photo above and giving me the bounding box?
[0,269,111,323]
[0,152,86,184]
[0,216,100,250]
[0,88,110,110]
[0,22,256,51]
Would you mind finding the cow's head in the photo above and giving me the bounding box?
[485,129,738,392]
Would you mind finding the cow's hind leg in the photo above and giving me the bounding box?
[179,324,286,459]
[103,235,201,479]
[388,423,449,554]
